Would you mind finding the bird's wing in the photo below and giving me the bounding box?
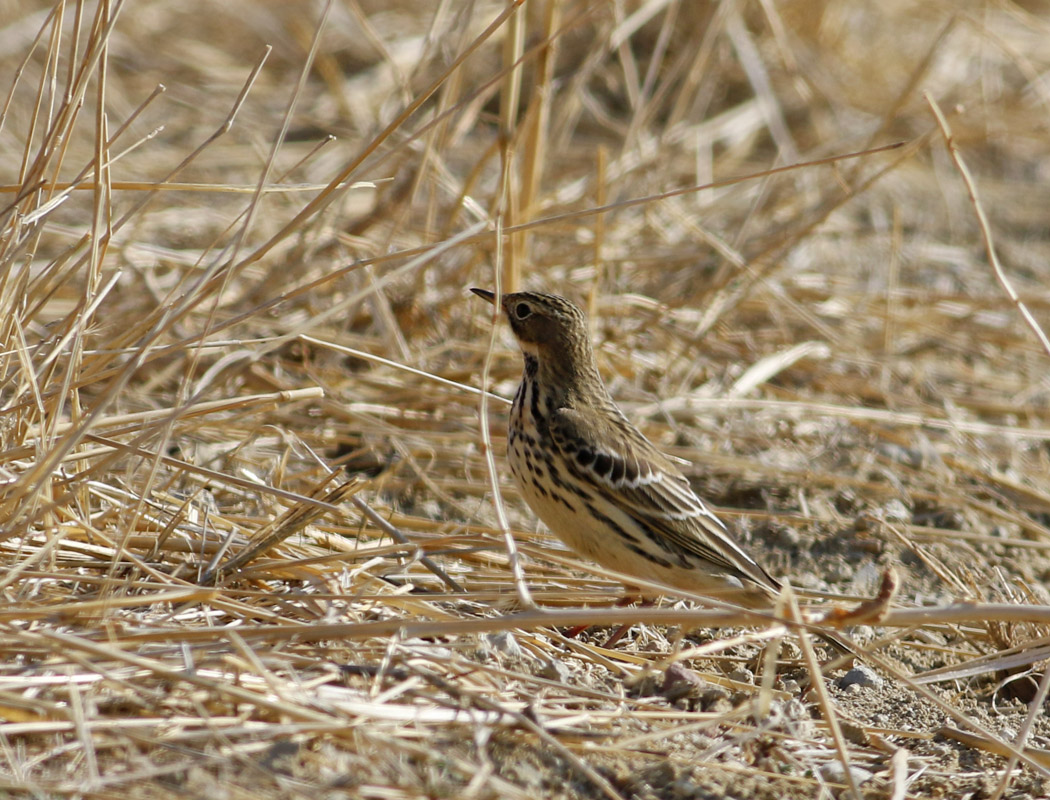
[549,405,778,590]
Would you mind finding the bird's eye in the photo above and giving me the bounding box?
[514,302,532,320]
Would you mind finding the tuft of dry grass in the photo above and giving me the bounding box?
[3,1,1050,798]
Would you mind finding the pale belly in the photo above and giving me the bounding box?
[507,428,765,604]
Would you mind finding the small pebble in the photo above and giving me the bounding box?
[850,625,875,643]
[879,498,911,523]
[826,562,854,583]
[850,564,881,596]
[840,722,869,746]
[728,667,754,685]
[699,686,732,713]
[537,658,572,683]
[482,632,523,658]
[820,762,872,787]
[838,664,882,690]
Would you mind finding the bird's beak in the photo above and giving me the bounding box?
[470,287,496,304]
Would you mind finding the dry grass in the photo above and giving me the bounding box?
[3,1,1050,798]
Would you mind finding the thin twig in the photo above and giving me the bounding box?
[926,93,1050,358]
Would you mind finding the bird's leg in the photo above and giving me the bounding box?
[563,590,652,646]
[600,594,655,648]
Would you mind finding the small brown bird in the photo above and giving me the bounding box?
[472,288,783,609]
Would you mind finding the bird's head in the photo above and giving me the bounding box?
[471,288,604,402]
[471,288,588,358]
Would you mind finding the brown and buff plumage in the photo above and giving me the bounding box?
[473,288,782,607]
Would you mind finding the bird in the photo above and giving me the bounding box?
[471,287,785,614]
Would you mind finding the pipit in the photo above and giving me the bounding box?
[472,288,785,615]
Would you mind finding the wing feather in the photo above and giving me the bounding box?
[550,406,777,590]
